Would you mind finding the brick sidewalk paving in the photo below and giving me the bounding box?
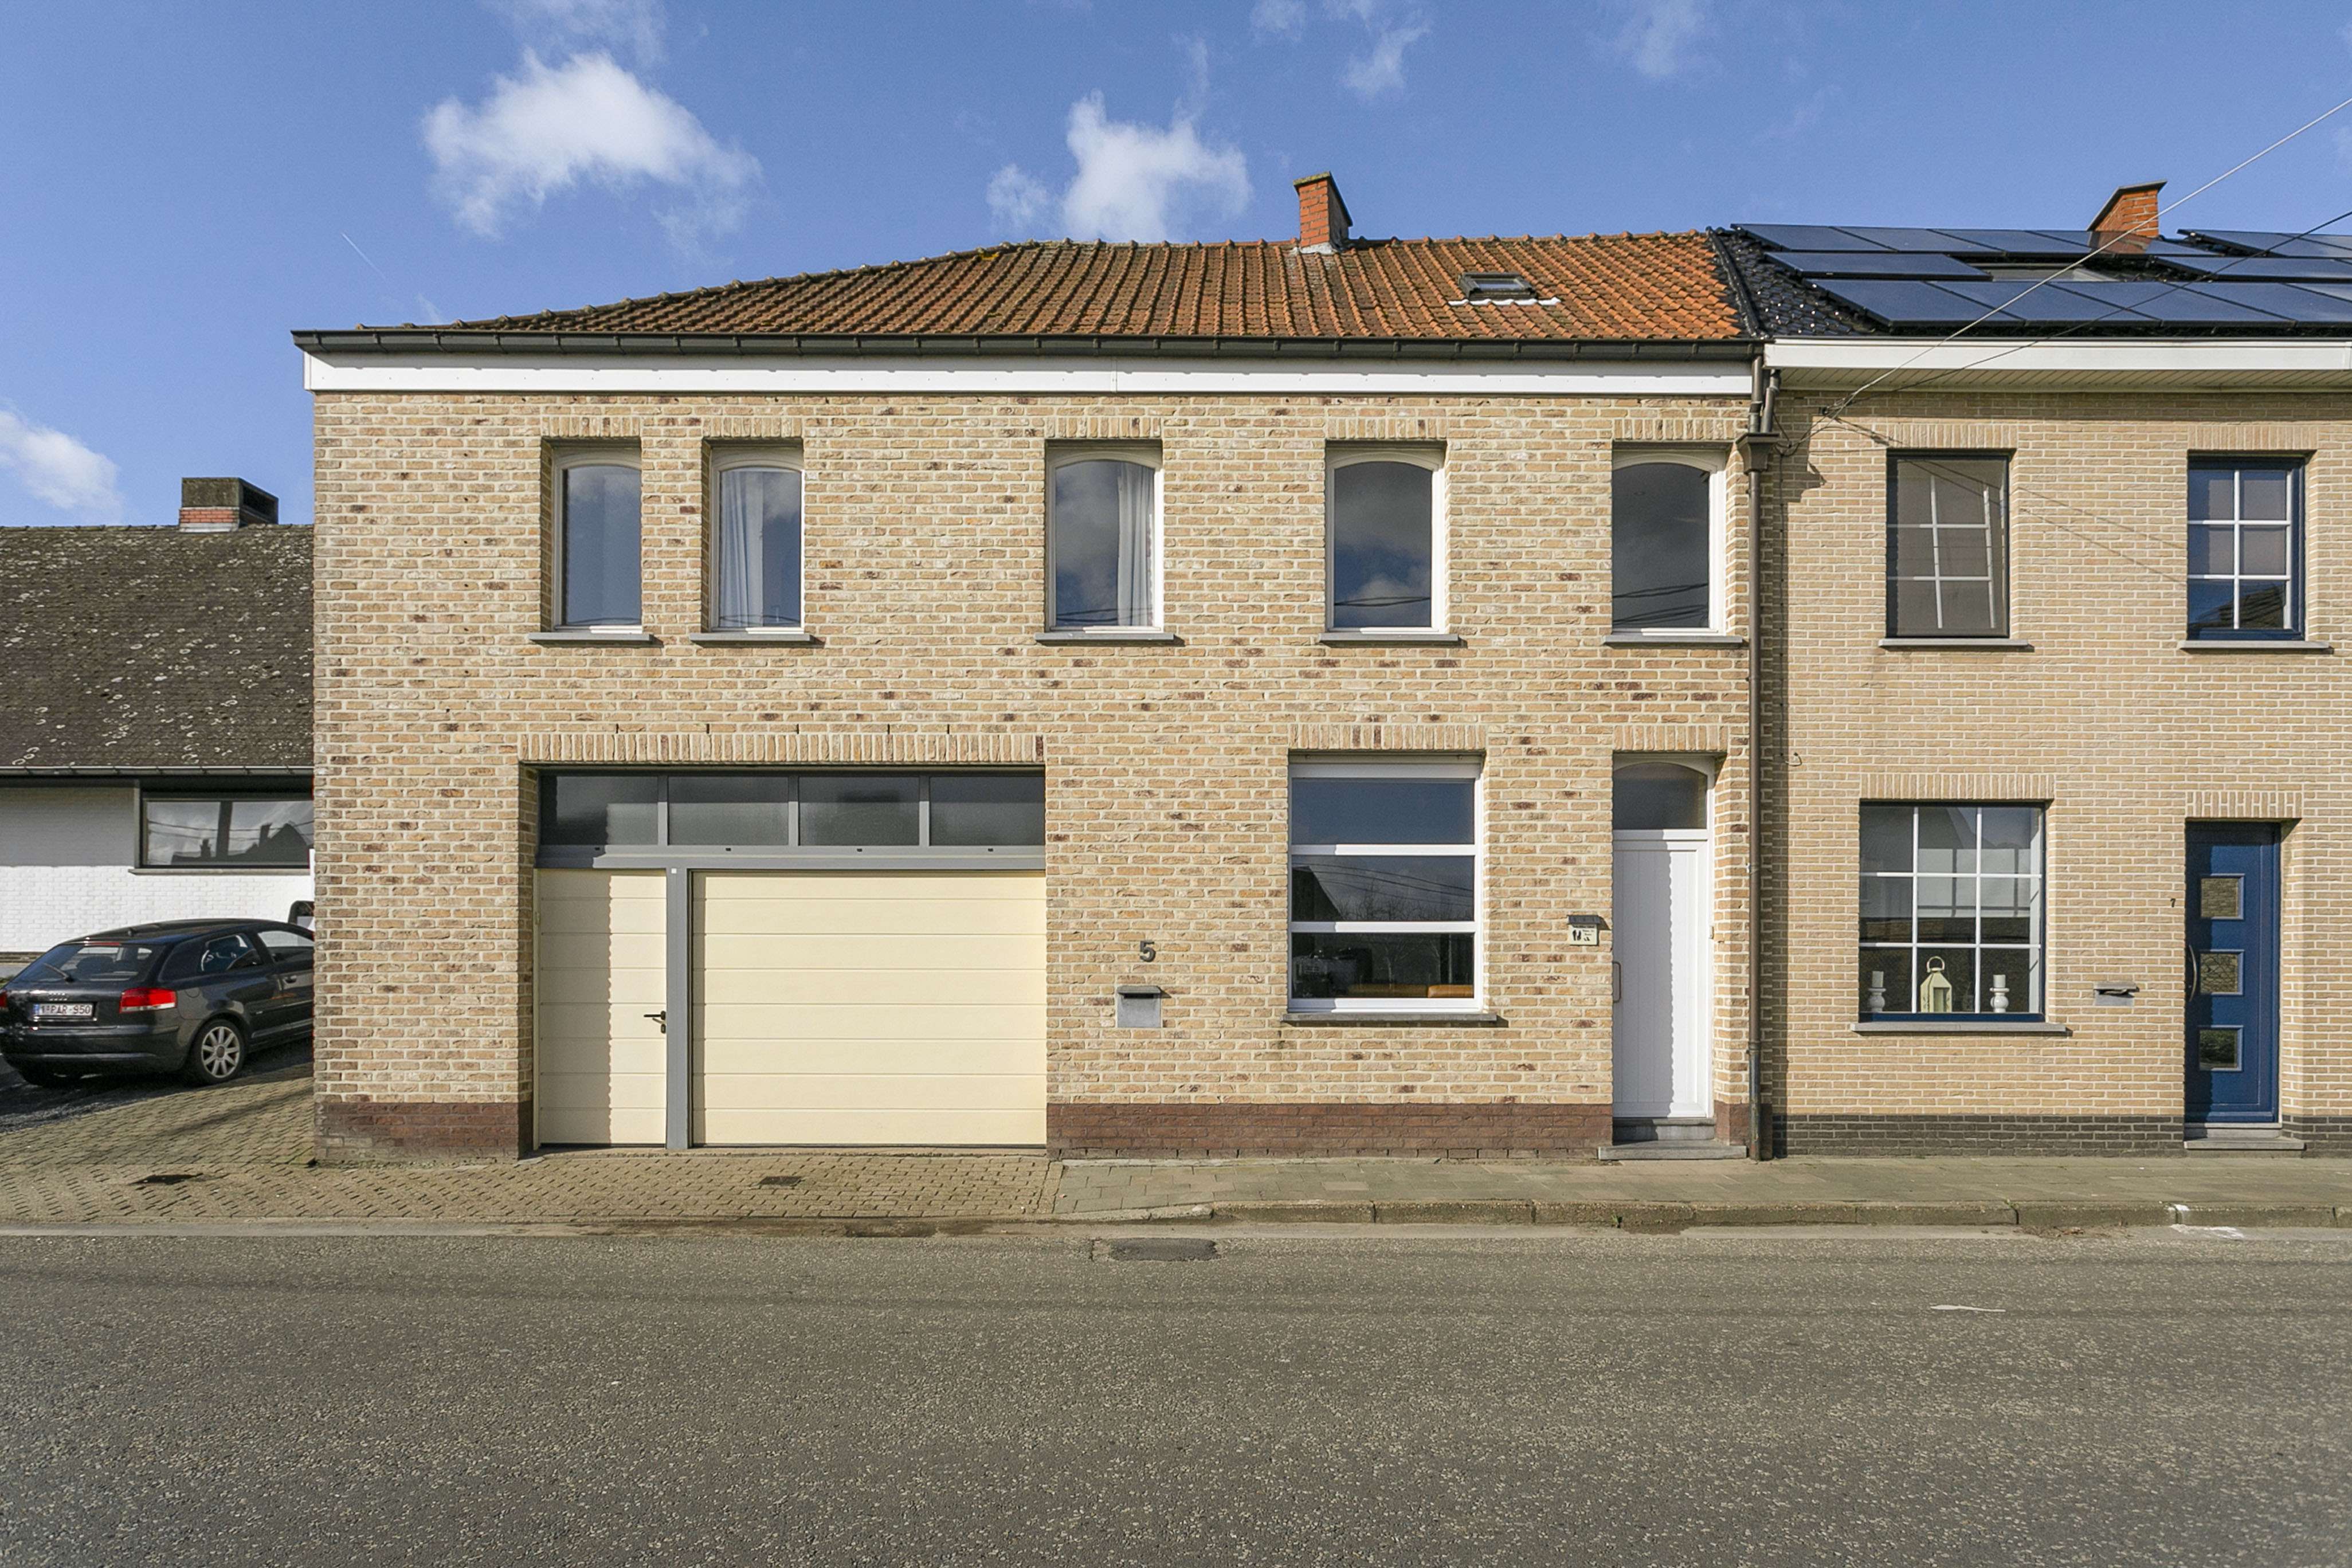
[2,1067,2348,1228]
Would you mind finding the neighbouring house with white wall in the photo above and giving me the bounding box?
[0,479,312,966]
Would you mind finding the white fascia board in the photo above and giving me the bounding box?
[301,351,1753,397]
[1765,337,2352,377]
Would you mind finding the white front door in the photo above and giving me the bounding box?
[1612,829,1711,1119]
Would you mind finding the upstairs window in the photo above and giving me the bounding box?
[1457,272,1539,302]
[1328,448,1443,631]
[711,453,803,631]
[1048,448,1161,630]
[2189,459,2302,640]
[556,453,642,628]
[1612,451,1723,632]
[1888,455,2008,638]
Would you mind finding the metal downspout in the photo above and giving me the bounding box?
[1740,360,1779,1159]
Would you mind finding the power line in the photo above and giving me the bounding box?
[1822,89,2352,419]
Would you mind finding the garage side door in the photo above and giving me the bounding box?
[694,869,1045,1146]
[536,869,667,1145]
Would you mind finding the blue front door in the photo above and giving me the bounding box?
[2185,824,2280,1124]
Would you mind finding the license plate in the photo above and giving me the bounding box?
[33,1002,93,1021]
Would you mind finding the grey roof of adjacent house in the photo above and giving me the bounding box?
[1716,224,2352,336]
[0,526,311,774]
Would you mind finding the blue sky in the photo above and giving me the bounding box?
[7,0,2352,528]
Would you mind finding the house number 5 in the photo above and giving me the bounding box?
[1138,940,1157,963]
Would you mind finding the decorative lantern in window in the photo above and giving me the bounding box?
[1918,956,1955,1012]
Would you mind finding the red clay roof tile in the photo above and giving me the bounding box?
[442,233,1743,342]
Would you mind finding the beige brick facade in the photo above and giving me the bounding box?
[309,389,1758,1160]
[1767,392,2352,1154]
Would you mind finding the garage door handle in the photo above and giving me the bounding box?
[644,1010,667,1034]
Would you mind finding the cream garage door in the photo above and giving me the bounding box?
[694,869,1045,1146]
[535,869,668,1145]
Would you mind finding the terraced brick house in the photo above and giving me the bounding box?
[0,481,313,974]
[295,174,1771,1162]
[1726,182,2352,1155]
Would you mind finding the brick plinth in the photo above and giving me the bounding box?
[1049,1101,1611,1159]
[2285,1116,2352,1155]
[316,1097,532,1163]
[1774,1114,2182,1157]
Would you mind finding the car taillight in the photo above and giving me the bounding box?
[119,987,175,1013]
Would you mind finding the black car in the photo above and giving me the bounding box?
[0,919,315,1087]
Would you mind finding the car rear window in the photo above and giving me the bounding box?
[14,942,167,986]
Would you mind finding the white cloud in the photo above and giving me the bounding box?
[495,0,664,61]
[993,93,1250,244]
[423,52,758,238]
[1327,1,1429,100]
[1613,0,1710,80]
[1251,0,1307,40]
[0,410,123,523]
[987,164,1051,228]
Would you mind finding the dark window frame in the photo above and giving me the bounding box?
[1885,450,2013,640]
[534,770,1047,854]
[2186,454,2306,642]
[134,787,315,871]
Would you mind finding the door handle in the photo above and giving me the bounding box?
[1612,962,1622,1003]
[644,1010,667,1034]
[2185,942,2200,997]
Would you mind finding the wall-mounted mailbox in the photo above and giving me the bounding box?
[1566,916,1604,947]
[2094,981,2139,1006]
[1116,985,1165,1029]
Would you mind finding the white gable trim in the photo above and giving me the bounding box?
[300,352,1753,398]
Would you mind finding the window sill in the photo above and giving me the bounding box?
[1317,630,1464,646]
[687,630,821,645]
[1604,632,1746,648]
[528,629,658,645]
[1034,629,1183,644]
[2177,639,2332,653]
[1852,1018,2068,1035]
[1880,637,2035,650]
[1283,1010,1503,1026]
[130,865,313,876]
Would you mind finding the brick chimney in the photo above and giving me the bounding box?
[1293,171,1352,253]
[178,477,278,531]
[2089,181,2163,250]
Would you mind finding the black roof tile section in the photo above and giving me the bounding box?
[0,526,311,773]
[1712,229,1875,336]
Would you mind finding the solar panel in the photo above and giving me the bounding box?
[1835,226,1993,252]
[1933,229,2094,256]
[1741,224,1891,252]
[1935,281,2140,323]
[2167,255,2352,283]
[1771,252,1990,279]
[2181,283,2352,322]
[1811,280,1996,327]
[2184,230,2352,260]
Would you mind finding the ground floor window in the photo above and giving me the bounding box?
[139,792,313,868]
[1288,759,1479,1012]
[1860,803,2043,1018]
[538,771,1045,855]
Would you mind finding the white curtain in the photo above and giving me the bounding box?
[1115,462,1154,626]
[716,468,762,630]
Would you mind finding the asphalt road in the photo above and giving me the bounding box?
[1,1228,2346,1567]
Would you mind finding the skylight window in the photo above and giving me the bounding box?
[1456,272,1546,303]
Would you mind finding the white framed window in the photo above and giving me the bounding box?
[1327,445,1445,632]
[1046,444,1161,631]
[1288,759,1481,1013]
[1611,447,1727,633]
[709,447,804,632]
[554,448,642,629]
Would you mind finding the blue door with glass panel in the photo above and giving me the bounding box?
[2186,824,2280,1124]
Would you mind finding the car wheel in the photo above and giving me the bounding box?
[14,1063,76,1088]
[182,1020,247,1086]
